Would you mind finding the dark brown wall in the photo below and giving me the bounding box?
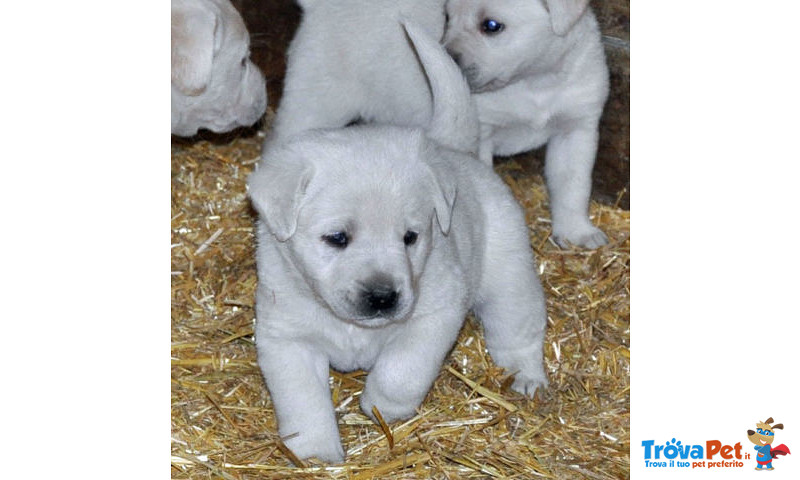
[592,0,630,208]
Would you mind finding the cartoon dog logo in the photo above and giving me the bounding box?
[747,417,791,470]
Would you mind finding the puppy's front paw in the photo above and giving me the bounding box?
[360,383,419,424]
[283,432,345,464]
[490,346,548,398]
[552,222,608,249]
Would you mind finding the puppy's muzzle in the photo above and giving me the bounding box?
[359,277,400,317]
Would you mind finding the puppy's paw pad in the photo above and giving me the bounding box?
[553,224,608,249]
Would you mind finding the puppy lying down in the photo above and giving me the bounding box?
[247,23,547,463]
[171,0,267,136]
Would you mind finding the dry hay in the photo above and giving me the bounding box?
[171,120,630,479]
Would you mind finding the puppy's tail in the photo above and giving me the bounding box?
[401,19,479,155]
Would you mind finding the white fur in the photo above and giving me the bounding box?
[171,0,267,136]
[266,0,449,146]
[444,0,610,248]
[248,22,546,463]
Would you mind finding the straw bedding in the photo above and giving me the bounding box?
[171,119,630,479]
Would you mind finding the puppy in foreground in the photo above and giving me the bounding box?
[171,0,267,136]
[267,0,448,146]
[444,0,610,248]
[248,23,547,463]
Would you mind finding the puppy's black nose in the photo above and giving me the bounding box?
[363,284,399,314]
[747,430,755,436]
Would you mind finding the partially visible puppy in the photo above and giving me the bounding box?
[444,0,610,248]
[171,0,267,136]
[248,22,546,463]
[267,0,448,146]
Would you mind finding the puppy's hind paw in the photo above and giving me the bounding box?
[552,223,608,249]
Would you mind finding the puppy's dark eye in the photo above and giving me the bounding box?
[322,232,349,248]
[403,230,418,246]
[481,18,504,34]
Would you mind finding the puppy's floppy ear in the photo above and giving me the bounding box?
[545,0,590,36]
[248,152,314,242]
[172,3,218,95]
[423,157,457,235]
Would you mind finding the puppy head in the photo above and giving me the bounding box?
[249,127,456,328]
[171,0,267,136]
[747,418,783,446]
[443,0,589,92]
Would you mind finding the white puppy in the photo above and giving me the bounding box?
[248,23,546,463]
[171,0,267,136]
[443,0,610,248]
[267,0,448,146]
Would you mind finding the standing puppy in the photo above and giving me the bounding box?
[171,0,267,136]
[248,22,546,463]
[267,0,448,145]
[444,0,610,248]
